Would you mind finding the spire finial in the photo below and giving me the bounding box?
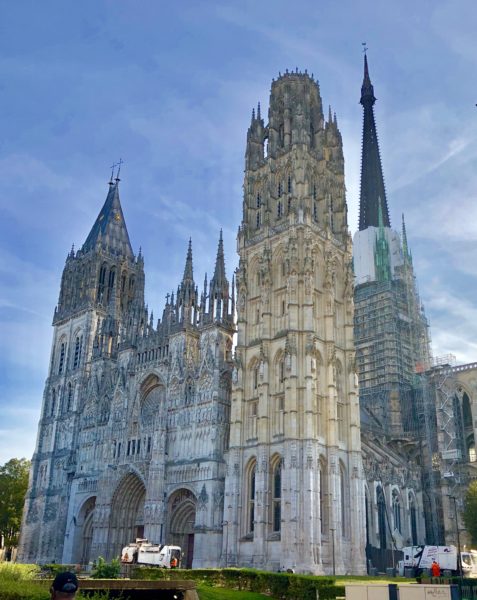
[115,158,123,182]
[257,102,261,120]
[251,107,255,122]
[109,162,116,185]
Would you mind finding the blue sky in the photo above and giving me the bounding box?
[1,0,477,464]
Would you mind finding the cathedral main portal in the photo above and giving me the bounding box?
[167,489,197,568]
[108,473,146,560]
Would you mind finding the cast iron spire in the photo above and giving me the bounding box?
[358,54,390,231]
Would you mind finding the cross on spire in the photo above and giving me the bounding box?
[115,158,123,182]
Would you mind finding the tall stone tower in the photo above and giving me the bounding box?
[19,178,145,562]
[223,70,366,574]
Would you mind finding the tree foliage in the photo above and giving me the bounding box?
[463,480,477,545]
[0,458,30,548]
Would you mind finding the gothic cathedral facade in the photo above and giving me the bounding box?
[19,71,366,574]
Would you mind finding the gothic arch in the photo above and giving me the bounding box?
[243,457,257,537]
[167,488,197,568]
[108,472,146,560]
[139,373,165,429]
[269,454,282,534]
[72,496,96,565]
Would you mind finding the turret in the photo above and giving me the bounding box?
[175,239,198,327]
[208,230,231,322]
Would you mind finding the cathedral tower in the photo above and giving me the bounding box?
[223,70,366,574]
[353,55,431,564]
[19,178,145,563]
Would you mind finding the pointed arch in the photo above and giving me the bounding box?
[72,496,96,565]
[270,454,282,534]
[108,472,146,560]
[244,457,257,537]
[167,488,197,568]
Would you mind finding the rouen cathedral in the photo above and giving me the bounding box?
[18,58,477,573]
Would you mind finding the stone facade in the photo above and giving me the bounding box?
[19,70,367,574]
[19,183,235,568]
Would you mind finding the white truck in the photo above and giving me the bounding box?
[121,538,182,569]
[398,545,477,577]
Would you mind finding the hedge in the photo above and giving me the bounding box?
[132,567,344,600]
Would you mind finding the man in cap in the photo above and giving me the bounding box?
[50,571,79,599]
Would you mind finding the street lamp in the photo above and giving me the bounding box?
[449,496,464,587]
[330,528,336,575]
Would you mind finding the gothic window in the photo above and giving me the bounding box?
[50,389,56,417]
[277,201,282,219]
[319,459,328,535]
[392,490,401,533]
[310,122,315,148]
[313,183,317,201]
[132,439,136,455]
[252,365,259,392]
[117,442,121,457]
[313,202,318,222]
[279,124,284,146]
[271,457,282,533]
[463,392,472,428]
[278,182,282,197]
[67,383,73,411]
[58,342,66,374]
[409,493,418,545]
[137,438,141,455]
[287,197,292,212]
[106,267,116,303]
[256,211,261,229]
[127,441,131,456]
[73,335,83,369]
[256,193,261,208]
[97,264,107,303]
[278,357,285,388]
[377,486,387,549]
[246,460,256,535]
[147,436,151,454]
[287,176,292,194]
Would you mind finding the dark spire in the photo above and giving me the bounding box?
[182,238,194,283]
[358,54,391,231]
[82,181,134,259]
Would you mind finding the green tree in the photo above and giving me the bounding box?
[0,458,30,550]
[463,480,477,545]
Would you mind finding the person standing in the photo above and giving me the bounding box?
[431,560,441,577]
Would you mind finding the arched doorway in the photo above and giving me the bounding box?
[108,472,146,560]
[73,496,96,565]
[168,489,197,568]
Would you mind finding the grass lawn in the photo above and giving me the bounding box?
[197,584,269,600]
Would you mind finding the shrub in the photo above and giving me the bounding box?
[0,563,41,581]
[91,557,121,579]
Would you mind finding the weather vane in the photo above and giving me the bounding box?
[362,42,368,54]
